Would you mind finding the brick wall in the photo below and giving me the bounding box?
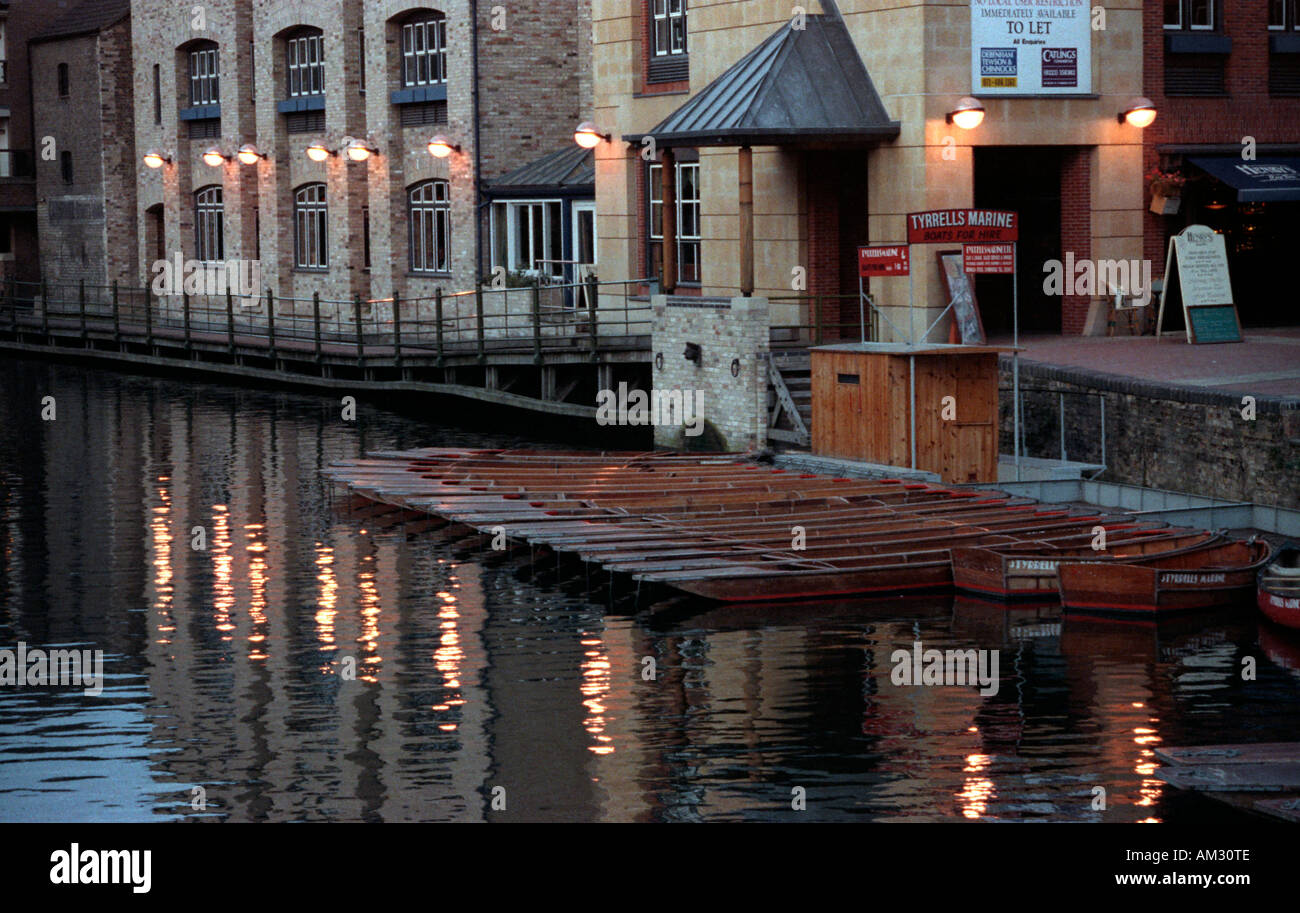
[804,157,841,340]
[1059,147,1092,335]
[651,294,769,451]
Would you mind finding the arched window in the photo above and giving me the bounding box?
[409,180,450,274]
[286,27,325,98]
[188,40,220,105]
[195,186,224,263]
[294,184,328,269]
[400,11,448,87]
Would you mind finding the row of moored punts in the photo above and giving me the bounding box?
[325,449,1287,622]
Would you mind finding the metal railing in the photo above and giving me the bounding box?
[768,293,877,347]
[1002,385,1108,478]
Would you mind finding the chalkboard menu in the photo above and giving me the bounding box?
[1187,304,1242,344]
[939,251,986,345]
[1156,225,1243,345]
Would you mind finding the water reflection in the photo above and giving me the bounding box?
[1,359,1299,822]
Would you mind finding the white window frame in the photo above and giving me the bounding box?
[652,0,687,56]
[294,184,328,270]
[649,161,701,284]
[572,201,597,271]
[1190,0,1214,30]
[409,180,451,274]
[402,16,448,87]
[195,186,224,263]
[189,44,219,106]
[287,32,325,98]
[493,199,564,277]
[1269,0,1297,30]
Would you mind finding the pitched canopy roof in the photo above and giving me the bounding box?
[31,0,130,44]
[625,14,900,149]
[483,145,594,196]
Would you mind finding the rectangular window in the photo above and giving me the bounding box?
[60,150,73,184]
[189,46,219,105]
[1166,0,1215,29]
[153,64,162,123]
[1271,0,1299,28]
[287,33,325,97]
[362,206,371,269]
[294,184,328,270]
[649,161,701,284]
[490,201,564,278]
[402,17,447,87]
[358,27,366,94]
[195,187,224,263]
[57,63,69,97]
[652,0,687,56]
[409,181,451,274]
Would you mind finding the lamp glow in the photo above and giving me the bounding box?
[573,122,607,149]
[202,146,227,167]
[946,97,985,130]
[236,144,264,165]
[427,135,459,158]
[305,143,332,162]
[344,138,375,162]
[143,149,169,169]
[1119,97,1157,128]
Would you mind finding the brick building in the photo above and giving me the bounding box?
[1142,0,1300,329]
[30,0,137,292]
[593,0,1157,339]
[130,0,592,320]
[0,0,53,290]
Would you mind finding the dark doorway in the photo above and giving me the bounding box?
[974,147,1063,335]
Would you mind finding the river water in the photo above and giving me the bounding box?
[1,357,1298,823]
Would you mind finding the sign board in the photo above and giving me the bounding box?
[939,251,986,346]
[1156,224,1242,344]
[971,0,1092,95]
[962,243,1015,274]
[858,245,910,277]
[907,209,1019,244]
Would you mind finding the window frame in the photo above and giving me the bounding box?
[194,185,225,264]
[1165,0,1215,31]
[188,42,220,106]
[408,179,452,275]
[648,159,701,285]
[651,0,688,57]
[286,30,325,98]
[293,183,329,270]
[1270,0,1299,30]
[401,14,448,88]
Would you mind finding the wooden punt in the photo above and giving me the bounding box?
[951,531,1222,600]
[1056,539,1273,618]
[1257,542,1300,630]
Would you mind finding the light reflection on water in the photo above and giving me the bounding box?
[1,359,1299,822]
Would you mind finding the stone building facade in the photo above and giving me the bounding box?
[131,0,592,317]
[0,0,49,291]
[594,0,1150,338]
[30,0,137,292]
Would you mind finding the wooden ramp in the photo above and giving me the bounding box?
[324,448,1164,604]
[1154,742,1300,820]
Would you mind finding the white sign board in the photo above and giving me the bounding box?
[970,0,1092,95]
[1172,225,1234,308]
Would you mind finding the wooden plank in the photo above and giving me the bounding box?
[1156,763,1300,792]
[1155,743,1300,766]
[1254,797,1300,822]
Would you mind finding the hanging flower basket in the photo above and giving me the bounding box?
[1146,168,1186,215]
[1150,193,1181,215]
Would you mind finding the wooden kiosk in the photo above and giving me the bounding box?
[810,342,1010,484]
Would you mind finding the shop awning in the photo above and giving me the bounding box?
[1189,156,1300,202]
[623,14,899,149]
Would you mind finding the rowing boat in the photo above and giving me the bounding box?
[1257,542,1300,630]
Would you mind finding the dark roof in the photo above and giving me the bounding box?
[484,145,595,196]
[31,0,130,44]
[626,15,899,148]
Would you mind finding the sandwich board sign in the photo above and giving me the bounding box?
[1155,224,1242,344]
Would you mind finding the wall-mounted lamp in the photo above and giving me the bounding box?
[945,97,985,130]
[236,143,267,165]
[305,142,334,162]
[343,137,378,162]
[426,135,461,159]
[573,121,610,149]
[1118,97,1157,128]
[683,342,702,364]
[142,149,172,169]
[202,146,229,167]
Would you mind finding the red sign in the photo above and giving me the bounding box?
[962,243,1015,274]
[906,209,1019,244]
[858,245,910,277]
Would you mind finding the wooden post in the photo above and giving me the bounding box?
[312,291,322,364]
[392,290,403,373]
[111,280,121,346]
[738,145,754,297]
[182,288,191,355]
[530,283,541,365]
[661,147,677,294]
[266,287,277,363]
[354,293,366,376]
[586,273,599,360]
[435,287,445,366]
[143,282,152,348]
[78,279,87,342]
[226,287,236,356]
[475,285,485,363]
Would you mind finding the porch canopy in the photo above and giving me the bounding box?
[1188,156,1300,203]
[483,146,594,198]
[624,13,900,294]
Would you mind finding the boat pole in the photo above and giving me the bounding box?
[1013,241,1021,482]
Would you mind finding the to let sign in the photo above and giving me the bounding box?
[907,209,1019,244]
[962,243,1015,274]
[858,245,910,277]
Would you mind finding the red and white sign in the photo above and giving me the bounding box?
[906,209,1019,244]
[858,245,910,277]
[962,243,1015,274]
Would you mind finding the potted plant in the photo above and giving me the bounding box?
[1147,167,1185,215]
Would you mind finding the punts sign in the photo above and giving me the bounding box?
[906,209,1018,244]
[971,0,1092,95]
